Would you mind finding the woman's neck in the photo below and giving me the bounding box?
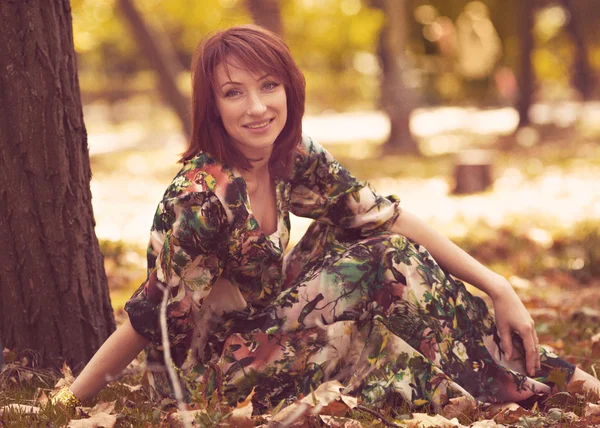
[240,161,270,193]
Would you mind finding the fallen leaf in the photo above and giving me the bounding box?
[60,362,75,384]
[2,348,16,364]
[87,401,116,416]
[54,362,75,390]
[229,388,254,427]
[493,406,532,425]
[485,402,520,419]
[547,367,568,390]
[340,394,357,409]
[406,412,464,427]
[33,388,49,406]
[320,415,362,427]
[441,396,476,420]
[299,381,344,408]
[543,391,578,408]
[167,409,207,427]
[67,413,117,428]
[469,420,499,427]
[567,380,587,395]
[119,383,142,392]
[585,402,600,417]
[320,400,349,416]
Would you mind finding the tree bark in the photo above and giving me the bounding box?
[117,0,192,140]
[517,0,534,128]
[378,0,420,154]
[246,0,284,36]
[559,0,594,100]
[0,0,115,370]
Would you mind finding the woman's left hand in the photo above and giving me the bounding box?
[490,279,540,376]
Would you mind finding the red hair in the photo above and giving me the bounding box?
[181,25,306,177]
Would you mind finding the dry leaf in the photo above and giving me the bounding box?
[320,415,363,427]
[54,361,76,390]
[119,383,142,392]
[270,402,310,425]
[67,412,117,428]
[340,395,357,409]
[320,400,350,416]
[493,406,531,425]
[441,396,476,420]
[271,381,360,426]
[2,348,16,364]
[0,404,40,415]
[60,361,75,383]
[406,412,464,427]
[33,388,49,406]
[585,403,600,417]
[485,402,520,418]
[228,386,254,427]
[299,381,344,408]
[567,379,587,395]
[87,401,116,416]
[469,420,499,427]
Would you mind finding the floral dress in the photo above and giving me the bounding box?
[125,135,574,413]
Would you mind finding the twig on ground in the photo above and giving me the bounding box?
[356,404,401,427]
[159,283,192,428]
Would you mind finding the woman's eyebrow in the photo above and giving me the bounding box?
[220,74,274,89]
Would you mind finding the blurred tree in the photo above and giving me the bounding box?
[117,0,192,139]
[517,0,534,128]
[246,0,284,35]
[375,0,420,154]
[559,0,594,100]
[0,0,115,369]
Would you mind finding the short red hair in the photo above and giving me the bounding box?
[181,25,306,177]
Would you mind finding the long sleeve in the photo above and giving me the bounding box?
[125,186,229,349]
[288,135,401,235]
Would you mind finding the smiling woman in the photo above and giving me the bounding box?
[53,24,600,417]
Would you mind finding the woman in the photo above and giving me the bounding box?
[52,25,599,413]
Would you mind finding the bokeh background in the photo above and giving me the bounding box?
[73,0,600,330]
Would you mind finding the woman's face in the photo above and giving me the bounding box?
[214,58,287,160]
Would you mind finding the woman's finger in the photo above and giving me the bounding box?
[498,324,513,360]
[534,331,541,370]
[521,325,537,376]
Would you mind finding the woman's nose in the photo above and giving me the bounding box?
[246,92,267,115]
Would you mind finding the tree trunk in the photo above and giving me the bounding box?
[559,0,594,100]
[117,0,192,140]
[517,0,534,128]
[246,0,284,36]
[0,0,115,370]
[379,0,420,154]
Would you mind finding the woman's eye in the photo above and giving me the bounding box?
[225,89,241,98]
[263,82,280,91]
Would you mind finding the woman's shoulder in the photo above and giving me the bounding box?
[295,133,324,156]
[165,152,235,200]
[289,134,338,177]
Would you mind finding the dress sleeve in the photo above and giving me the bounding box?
[124,189,228,348]
[289,135,401,235]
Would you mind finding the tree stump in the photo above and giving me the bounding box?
[452,150,494,194]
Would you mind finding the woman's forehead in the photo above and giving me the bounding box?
[215,56,277,82]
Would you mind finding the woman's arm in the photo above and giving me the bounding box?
[69,317,149,401]
[392,209,541,375]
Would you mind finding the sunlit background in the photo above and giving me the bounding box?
[69,0,600,305]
